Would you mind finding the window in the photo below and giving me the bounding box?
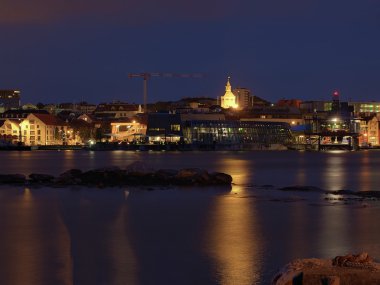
[171,124,181,131]
[30,131,35,135]
[29,120,35,124]
[37,130,41,135]
[37,125,40,129]
[37,136,41,141]
[30,136,35,140]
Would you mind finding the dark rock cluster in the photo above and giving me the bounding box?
[0,162,232,188]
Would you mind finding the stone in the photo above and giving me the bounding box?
[273,253,380,285]
[29,173,55,183]
[175,168,211,185]
[125,161,154,175]
[209,172,233,185]
[56,169,83,185]
[0,174,26,184]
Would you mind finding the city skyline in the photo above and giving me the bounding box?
[1,0,379,104]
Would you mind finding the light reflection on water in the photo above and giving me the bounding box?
[324,155,346,191]
[1,151,380,284]
[205,190,262,285]
[0,188,72,285]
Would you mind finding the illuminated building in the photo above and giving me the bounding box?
[233,88,251,110]
[146,113,292,147]
[348,102,380,116]
[220,77,238,109]
[0,119,22,143]
[20,113,68,146]
[110,119,147,142]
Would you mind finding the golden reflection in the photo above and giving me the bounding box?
[203,157,262,284]
[359,151,371,192]
[217,158,251,193]
[3,188,72,285]
[317,203,351,257]
[108,200,138,285]
[204,186,262,284]
[296,154,306,185]
[324,155,346,191]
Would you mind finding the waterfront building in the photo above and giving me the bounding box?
[0,90,21,111]
[182,120,292,147]
[358,114,380,146]
[20,113,68,146]
[146,113,182,143]
[0,119,22,143]
[146,113,292,147]
[110,119,147,142]
[220,77,238,109]
[300,92,359,150]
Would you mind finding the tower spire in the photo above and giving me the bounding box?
[226,76,232,92]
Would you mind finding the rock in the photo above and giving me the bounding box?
[153,169,178,184]
[210,172,233,185]
[279,186,323,192]
[56,169,83,185]
[272,253,380,285]
[332,252,373,267]
[0,166,233,188]
[29,173,55,183]
[125,161,154,175]
[80,167,126,186]
[0,174,26,184]
[175,168,211,185]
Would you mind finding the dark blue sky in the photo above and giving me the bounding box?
[1,0,379,104]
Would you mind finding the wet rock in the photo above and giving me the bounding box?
[125,161,154,175]
[175,168,211,185]
[0,166,233,187]
[279,185,323,192]
[210,172,233,185]
[0,174,26,184]
[29,173,55,183]
[56,169,83,185]
[80,167,126,186]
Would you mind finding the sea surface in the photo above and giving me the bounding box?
[1,150,380,285]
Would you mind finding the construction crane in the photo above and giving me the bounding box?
[128,72,203,113]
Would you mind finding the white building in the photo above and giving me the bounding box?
[220,77,238,109]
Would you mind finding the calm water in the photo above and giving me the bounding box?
[1,150,380,285]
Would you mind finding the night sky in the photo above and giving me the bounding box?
[1,0,379,105]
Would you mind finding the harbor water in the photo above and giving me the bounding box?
[1,150,380,285]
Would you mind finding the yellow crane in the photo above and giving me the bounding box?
[128,72,203,113]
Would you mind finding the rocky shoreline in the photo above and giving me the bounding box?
[272,253,380,285]
[0,162,232,188]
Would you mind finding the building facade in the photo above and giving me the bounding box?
[20,113,68,146]
[220,77,238,109]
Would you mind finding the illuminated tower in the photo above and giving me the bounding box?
[220,77,238,109]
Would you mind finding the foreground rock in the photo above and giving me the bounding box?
[272,253,380,285]
[0,162,233,188]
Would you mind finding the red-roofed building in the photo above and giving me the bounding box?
[20,113,68,145]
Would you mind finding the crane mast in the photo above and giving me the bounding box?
[128,72,202,113]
